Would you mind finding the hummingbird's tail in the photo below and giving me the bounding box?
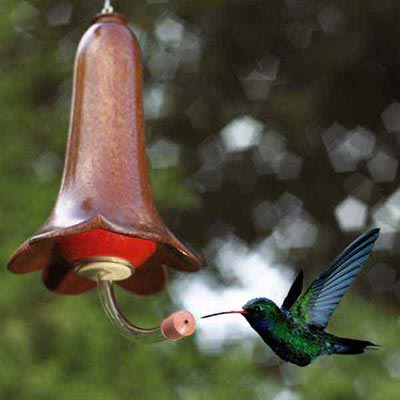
[333,337,379,355]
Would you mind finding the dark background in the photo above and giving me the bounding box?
[0,0,399,399]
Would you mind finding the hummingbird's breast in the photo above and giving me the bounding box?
[246,311,322,366]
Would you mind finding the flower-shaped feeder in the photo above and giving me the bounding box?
[7,10,201,343]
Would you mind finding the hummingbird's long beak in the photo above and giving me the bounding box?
[201,310,247,319]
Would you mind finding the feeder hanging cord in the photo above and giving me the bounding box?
[102,0,114,13]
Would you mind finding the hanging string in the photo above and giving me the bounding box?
[102,0,114,14]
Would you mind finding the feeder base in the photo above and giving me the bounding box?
[75,257,134,281]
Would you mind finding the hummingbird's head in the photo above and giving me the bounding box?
[201,298,278,321]
[242,297,278,320]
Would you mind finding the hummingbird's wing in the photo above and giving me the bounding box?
[289,228,380,329]
[281,270,303,311]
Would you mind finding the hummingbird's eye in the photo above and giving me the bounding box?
[253,305,262,313]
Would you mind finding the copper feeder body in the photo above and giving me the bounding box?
[7,13,201,296]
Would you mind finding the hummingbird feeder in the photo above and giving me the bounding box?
[7,1,201,343]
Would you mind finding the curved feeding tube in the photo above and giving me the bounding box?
[97,279,196,343]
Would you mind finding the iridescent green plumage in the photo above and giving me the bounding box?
[203,229,380,366]
[242,297,375,366]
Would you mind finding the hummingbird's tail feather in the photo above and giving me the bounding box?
[333,337,379,355]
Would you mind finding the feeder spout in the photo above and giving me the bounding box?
[97,280,196,343]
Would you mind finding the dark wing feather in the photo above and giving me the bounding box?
[281,270,303,311]
[289,229,380,329]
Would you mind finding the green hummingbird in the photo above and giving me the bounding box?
[202,228,380,366]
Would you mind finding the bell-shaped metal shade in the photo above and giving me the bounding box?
[7,13,201,295]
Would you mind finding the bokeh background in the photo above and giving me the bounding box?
[1,0,400,399]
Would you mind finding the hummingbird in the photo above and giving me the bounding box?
[202,228,380,366]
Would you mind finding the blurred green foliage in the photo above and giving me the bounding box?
[1,1,400,399]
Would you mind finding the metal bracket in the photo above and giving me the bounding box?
[75,256,134,281]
